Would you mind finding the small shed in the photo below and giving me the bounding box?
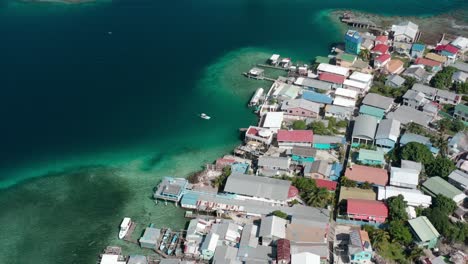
[357,149,385,165]
[139,227,161,249]
[408,216,440,249]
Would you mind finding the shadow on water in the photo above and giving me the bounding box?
[0,165,131,264]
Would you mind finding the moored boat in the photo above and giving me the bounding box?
[200,113,211,120]
[118,217,131,239]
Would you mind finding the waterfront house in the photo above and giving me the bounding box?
[315,56,330,64]
[385,59,405,75]
[302,91,333,106]
[201,232,219,260]
[245,126,274,146]
[334,88,358,108]
[231,162,249,174]
[223,173,293,204]
[435,44,459,63]
[386,105,432,128]
[216,157,236,171]
[212,245,239,264]
[273,83,302,101]
[345,30,362,55]
[314,179,338,191]
[408,216,440,249]
[362,93,394,112]
[259,215,287,245]
[378,186,432,208]
[451,36,468,50]
[281,99,320,118]
[402,89,427,109]
[291,146,316,164]
[319,72,346,88]
[422,176,467,204]
[313,135,345,150]
[390,167,420,189]
[386,75,406,88]
[257,156,291,176]
[391,21,419,43]
[448,170,468,194]
[375,118,401,152]
[452,71,468,83]
[339,187,377,202]
[352,115,378,146]
[344,72,373,94]
[262,112,284,132]
[268,54,280,65]
[345,164,388,186]
[154,177,188,202]
[277,130,313,149]
[317,63,350,77]
[247,67,265,79]
[374,54,391,69]
[402,65,427,82]
[181,192,200,210]
[336,53,357,68]
[294,77,332,92]
[304,160,331,179]
[348,229,373,264]
[346,199,388,224]
[139,227,161,249]
[325,105,353,120]
[357,149,385,166]
[415,57,442,72]
[411,43,426,58]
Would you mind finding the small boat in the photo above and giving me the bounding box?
[166,233,179,255]
[159,228,171,251]
[200,113,211,120]
[118,217,131,239]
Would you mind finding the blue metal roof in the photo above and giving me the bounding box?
[412,43,425,52]
[181,192,199,206]
[231,163,249,174]
[400,133,430,145]
[302,91,333,104]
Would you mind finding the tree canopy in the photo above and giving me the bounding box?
[271,210,288,219]
[388,220,413,246]
[309,121,332,135]
[400,142,434,165]
[292,120,307,130]
[430,66,457,89]
[425,156,456,178]
[387,195,408,222]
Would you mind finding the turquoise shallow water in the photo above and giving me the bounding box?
[0,0,466,263]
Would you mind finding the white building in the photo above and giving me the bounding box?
[391,21,419,43]
[317,63,350,77]
[390,167,419,189]
[378,186,432,208]
[333,88,358,108]
[291,252,321,264]
[262,112,284,132]
[259,215,287,245]
[343,72,373,94]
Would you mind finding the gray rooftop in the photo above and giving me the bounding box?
[258,156,290,170]
[259,215,287,239]
[296,77,332,91]
[403,89,426,102]
[306,160,331,176]
[325,104,354,115]
[386,105,432,127]
[291,146,317,157]
[386,75,406,86]
[375,118,401,142]
[212,245,240,264]
[139,227,161,244]
[281,98,320,113]
[352,115,378,140]
[401,160,423,173]
[412,83,437,98]
[362,93,394,110]
[403,66,426,79]
[437,89,459,101]
[453,62,468,73]
[239,224,259,249]
[313,135,345,145]
[448,170,468,190]
[224,173,291,201]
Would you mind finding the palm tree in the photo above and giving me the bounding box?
[372,229,390,251]
[306,188,330,208]
[358,49,371,61]
[408,245,424,263]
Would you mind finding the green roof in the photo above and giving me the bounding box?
[315,56,330,64]
[455,104,468,114]
[358,149,385,162]
[438,110,452,119]
[408,216,440,242]
[359,105,385,120]
[340,53,357,63]
[422,176,462,199]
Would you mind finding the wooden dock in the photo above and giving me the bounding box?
[340,14,383,33]
[123,221,138,244]
[256,63,289,71]
[242,72,276,82]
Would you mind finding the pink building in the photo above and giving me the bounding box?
[281,98,320,118]
[347,199,388,223]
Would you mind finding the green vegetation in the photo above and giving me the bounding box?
[425,156,456,178]
[212,166,231,190]
[358,49,371,61]
[422,194,468,244]
[360,181,372,189]
[368,74,416,102]
[271,210,288,219]
[290,177,333,208]
[430,66,457,89]
[400,142,434,165]
[308,121,333,135]
[437,118,465,134]
[292,120,307,130]
[453,81,468,94]
[340,176,357,188]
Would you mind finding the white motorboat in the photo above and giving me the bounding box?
[200,113,211,120]
[118,217,131,239]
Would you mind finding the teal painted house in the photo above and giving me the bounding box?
[313,135,346,150]
[291,146,316,164]
[359,105,385,121]
[357,149,385,165]
[408,216,440,249]
[345,30,362,55]
[349,229,373,264]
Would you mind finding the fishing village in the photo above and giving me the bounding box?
[98,13,468,264]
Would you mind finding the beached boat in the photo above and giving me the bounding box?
[166,233,179,255]
[200,113,211,120]
[159,228,171,251]
[118,217,131,239]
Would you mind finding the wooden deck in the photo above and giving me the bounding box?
[123,221,138,244]
[256,63,289,71]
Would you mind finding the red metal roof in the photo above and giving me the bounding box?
[276,239,291,262]
[375,54,391,63]
[372,44,389,54]
[435,44,459,54]
[314,179,338,191]
[374,35,388,44]
[319,72,346,84]
[277,130,313,143]
[345,164,388,186]
[247,127,259,135]
[347,199,388,218]
[415,58,442,67]
[288,185,299,198]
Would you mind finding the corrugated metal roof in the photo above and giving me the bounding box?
[352,115,378,140]
[259,215,287,238]
[422,176,464,200]
[302,91,333,104]
[362,93,394,110]
[358,149,385,162]
[408,216,440,242]
[448,170,468,189]
[224,173,291,201]
[359,105,385,119]
[375,118,401,142]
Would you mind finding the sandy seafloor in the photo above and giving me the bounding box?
[0,0,466,263]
